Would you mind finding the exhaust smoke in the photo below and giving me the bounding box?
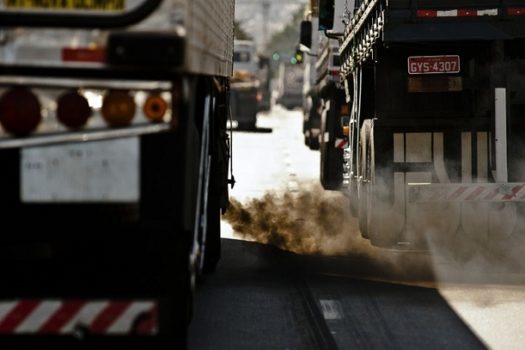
[223,184,437,283]
[224,184,368,256]
[224,181,525,285]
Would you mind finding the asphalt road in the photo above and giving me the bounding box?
[189,106,525,349]
[188,238,485,350]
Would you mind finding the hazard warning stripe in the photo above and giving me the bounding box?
[60,301,108,334]
[39,300,85,334]
[408,183,525,202]
[17,301,62,334]
[335,138,349,149]
[0,300,157,335]
[133,305,157,335]
[90,301,131,334]
[0,300,39,333]
[464,186,485,201]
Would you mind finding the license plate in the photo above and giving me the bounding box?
[3,0,125,11]
[408,55,460,75]
[21,138,139,203]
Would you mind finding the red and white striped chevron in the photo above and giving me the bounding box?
[408,183,525,203]
[335,138,349,149]
[0,300,157,335]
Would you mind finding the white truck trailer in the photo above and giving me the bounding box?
[0,0,234,348]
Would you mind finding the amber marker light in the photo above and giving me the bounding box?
[0,87,42,136]
[340,104,350,116]
[143,94,168,122]
[101,90,136,127]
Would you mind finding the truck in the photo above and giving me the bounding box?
[316,0,525,250]
[231,40,260,130]
[256,54,272,113]
[0,0,234,348]
[299,14,322,150]
[300,0,348,189]
[276,61,304,110]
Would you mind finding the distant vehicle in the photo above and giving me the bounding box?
[299,16,321,150]
[276,62,304,110]
[231,40,260,129]
[256,55,272,112]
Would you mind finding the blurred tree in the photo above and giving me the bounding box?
[234,20,253,40]
[264,6,304,58]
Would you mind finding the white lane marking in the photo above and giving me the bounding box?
[319,299,343,320]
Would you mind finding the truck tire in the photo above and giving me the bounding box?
[359,120,399,247]
[201,84,230,274]
[320,98,343,190]
[202,191,221,274]
[358,120,373,238]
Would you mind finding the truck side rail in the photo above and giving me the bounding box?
[340,0,385,78]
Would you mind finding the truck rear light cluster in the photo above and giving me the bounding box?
[0,87,42,136]
[57,91,92,129]
[0,86,172,137]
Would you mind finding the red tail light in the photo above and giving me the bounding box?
[0,87,41,136]
[57,91,92,129]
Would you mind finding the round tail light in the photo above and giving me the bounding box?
[101,90,136,127]
[57,91,92,129]
[143,94,168,122]
[0,87,41,136]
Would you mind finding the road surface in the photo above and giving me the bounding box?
[189,106,525,349]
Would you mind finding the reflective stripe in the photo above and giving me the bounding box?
[90,301,131,334]
[39,300,85,334]
[107,302,155,335]
[335,138,348,149]
[0,300,157,335]
[408,183,525,202]
[16,301,61,334]
[418,8,498,17]
[0,300,39,333]
[60,301,108,334]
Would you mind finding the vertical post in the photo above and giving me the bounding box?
[495,87,508,182]
[262,2,270,46]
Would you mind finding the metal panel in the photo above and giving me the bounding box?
[21,138,140,202]
[495,88,508,182]
[185,0,234,77]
